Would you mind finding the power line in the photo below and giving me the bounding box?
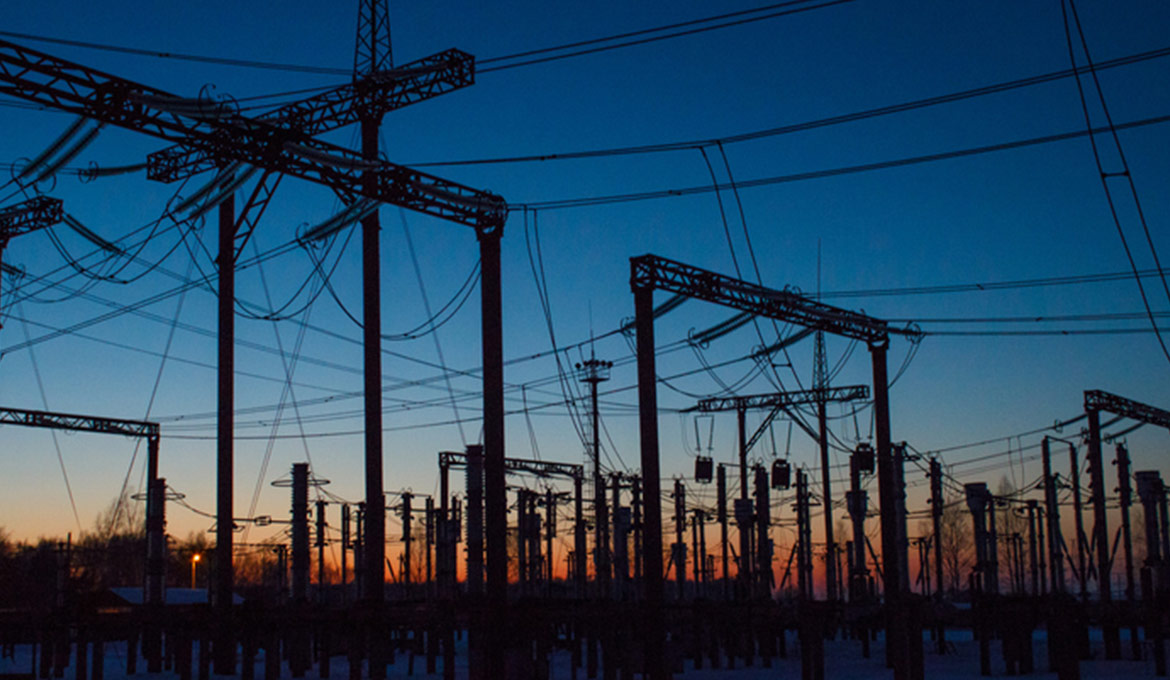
[509,113,1170,210]
[415,45,1170,168]
[0,0,854,78]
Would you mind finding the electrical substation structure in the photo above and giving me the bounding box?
[631,253,923,680]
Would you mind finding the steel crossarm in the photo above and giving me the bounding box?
[0,196,63,242]
[690,385,870,413]
[0,38,505,233]
[0,405,157,439]
[149,48,475,181]
[1084,389,1170,429]
[440,450,583,479]
[630,254,920,343]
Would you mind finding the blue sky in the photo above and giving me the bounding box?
[0,0,1167,572]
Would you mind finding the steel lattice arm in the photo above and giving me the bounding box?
[1084,389,1170,429]
[0,405,158,439]
[0,196,63,243]
[440,451,583,479]
[150,48,475,181]
[0,39,505,234]
[688,384,871,413]
[630,255,918,343]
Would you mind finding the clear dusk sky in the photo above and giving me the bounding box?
[0,1,1167,583]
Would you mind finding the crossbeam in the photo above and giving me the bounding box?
[630,254,917,343]
[0,405,157,439]
[440,450,582,480]
[1085,389,1170,429]
[690,384,870,454]
[0,196,63,242]
[149,48,475,182]
[689,384,870,413]
[0,39,505,234]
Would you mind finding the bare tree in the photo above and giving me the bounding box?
[939,494,972,595]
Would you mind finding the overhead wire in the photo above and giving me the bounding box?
[1061,0,1170,367]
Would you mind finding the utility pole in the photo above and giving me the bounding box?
[1026,501,1038,596]
[613,476,630,598]
[1070,443,1089,600]
[1086,406,1121,659]
[574,474,587,595]
[402,492,414,587]
[814,329,837,601]
[797,469,813,601]
[848,444,873,602]
[290,463,310,603]
[341,504,351,601]
[317,500,328,603]
[673,478,688,600]
[1042,438,1065,593]
[754,465,773,597]
[577,357,612,595]
[632,476,643,589]
[1136,470,1167,675]
[466,445,485,595]
[737,406,752,594]
[718,465,730,601]
[1116,443,1139,659]
[929,458,946,653]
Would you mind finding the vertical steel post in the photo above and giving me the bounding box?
[478,226,506,680]
[674,478,687,600]
[717,464,729,600]
[737,407,751,592]
[1071,443,1089,599]
[546,488,555,586]
[291,463,309,603]
[1116,444,1139,659]
[359,118,386,609]
[848,455,869,602]
[574,474,586,594]
[402,492,413,586]
[632,476,643,588]
[317,499,328,602]
[870,339,914,679]
[466,445,484,594]
[1042,439,1065,593]
[613,475,628,597]
[1087,409,1121,659]
[755,465,772,596]
[633,282,665,680]
[1026,501,1038,596]
[214,190,236,674]
[819,398,836,601]
[341,504,350,601]
[425,496,434,594]
[145,436,165,609]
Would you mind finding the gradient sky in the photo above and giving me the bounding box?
[0,1,1167,584]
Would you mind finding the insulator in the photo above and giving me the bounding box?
[694,456,713,483]
[854,443,875,474]
[771,459,791,490]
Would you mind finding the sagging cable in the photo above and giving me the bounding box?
[689,310,753,347]
[752,326,816,358]
[62,213,123,254]
[30,123,103,186]
[297,199,379,244]
[618,293,688,335]
[14,116,88,182]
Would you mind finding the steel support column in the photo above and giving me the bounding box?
[479,226,506,679]
[634,283,666,679]
[213,191,235,675]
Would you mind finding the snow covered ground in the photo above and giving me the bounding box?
[1,628,1161,678]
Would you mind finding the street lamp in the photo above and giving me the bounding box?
[191,553,201,589]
